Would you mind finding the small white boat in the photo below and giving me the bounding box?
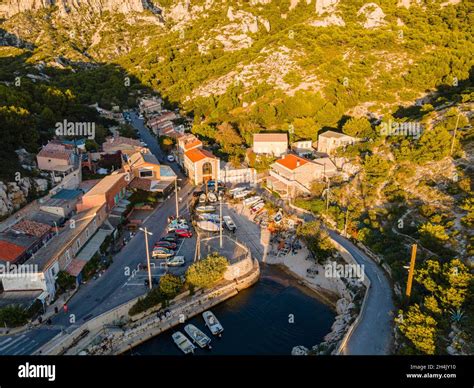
[251,202,265,213]
[233,190,251,199]
[199,194,207,204]
[202,311,224,337]
[197,221,220,232]
[172,331,196,354]
[229,187,248,195]
[243,196,261,207]
[196,205,216,213]
[207,192,218,203]
[199,213,220,222]
[184,324,212,349]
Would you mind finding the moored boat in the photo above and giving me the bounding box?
[197,220,220,232]
[172,331,196,354]
[243,196,261,207]
[184,324,212,349]
[196,205,216,213]
[199,213,220,222]
[207,192,218,203]
[202,310,224,337]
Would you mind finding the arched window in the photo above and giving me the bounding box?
[202,162,212,176]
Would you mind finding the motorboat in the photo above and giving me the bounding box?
[243,196,261,207]
[233,190,251,199]
[172,331,196,354]
[196,205,216,213]
[207,192,218,203]
[202,311,224,337]
[184,324,212,349]
[199,213,220,222]
[197,221,220,232]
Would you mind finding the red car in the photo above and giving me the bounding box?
[175,229,193,238]
[154,241,177,250]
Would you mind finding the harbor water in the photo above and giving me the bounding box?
[131,265,336,355]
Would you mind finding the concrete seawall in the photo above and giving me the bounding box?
[111,259,260,354]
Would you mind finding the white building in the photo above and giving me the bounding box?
[252,133,288,157]
[317,131,358,155]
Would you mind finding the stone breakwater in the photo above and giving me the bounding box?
[79,259,260,355]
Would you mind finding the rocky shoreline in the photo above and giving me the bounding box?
[265,245,366,356]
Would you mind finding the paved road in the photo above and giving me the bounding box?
[254,188,395,355]
[0,113,195,355]
[328,232,395,355]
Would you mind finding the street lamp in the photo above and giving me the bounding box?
[174,177,182,219]
[219,190,224,248]
[139,227,153,290]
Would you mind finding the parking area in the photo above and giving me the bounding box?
[122,227,197,288]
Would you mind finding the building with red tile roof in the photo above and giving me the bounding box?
[0,240,27,263]
[184,148,219,185]
[268,154,337,198]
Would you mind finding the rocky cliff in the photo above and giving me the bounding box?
[0,0,157,17]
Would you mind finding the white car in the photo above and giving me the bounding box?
[167,155,175,162]
[139,114,144,119]
[166,256,185,267]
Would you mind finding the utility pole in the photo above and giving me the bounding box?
[139,227,153,291]
[405,244,417,298]
[344,208,349,237]
[450,112,461,156]
[326,176,330,211]
[219,192,223,248]
[174,177,179,219]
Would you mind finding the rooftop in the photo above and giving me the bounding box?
[26,210,64,227]
[51,189,83,201]
[253,133,288,143]
[0,240,27,262]
[185,148,216,163]
[313,157,337,172]
[275,154,309,171]
[103,136,141,151]
[27,205,104,271]
[319,130,352,139]
[11,220,51,238]
[83,173,127,197]
[160,165,177,178]
[37,146,73,161]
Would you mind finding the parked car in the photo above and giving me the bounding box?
[152,247,175,258]
[161,235,179,243]
[175,229,193,238]
[167,155,175,162]
[167,222,189,232]
[165,256,185,267]
[154,241,178,250]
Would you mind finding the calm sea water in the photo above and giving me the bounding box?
[131,265,335,355]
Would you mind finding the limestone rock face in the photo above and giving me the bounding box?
[0,177,49,218]
[358,3,387,29]
[0,0,154,18]
[315,0,339,15]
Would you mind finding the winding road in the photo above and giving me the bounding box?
[328,231,395,355]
